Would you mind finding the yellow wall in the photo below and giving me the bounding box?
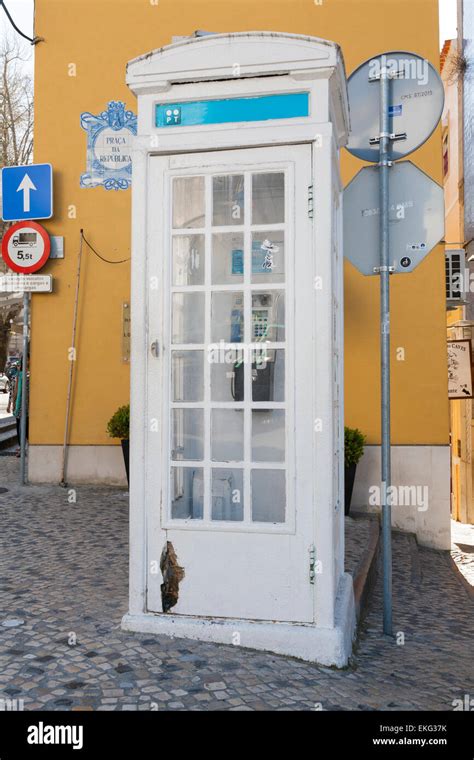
[32,0,449,446]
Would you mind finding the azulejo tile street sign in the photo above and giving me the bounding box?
[80,100,137,191]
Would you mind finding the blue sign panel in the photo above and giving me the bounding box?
[1,163,53,221]
[389,104,403,117]
[156,92,309,128]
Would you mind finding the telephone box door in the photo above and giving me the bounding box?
[147,144,314,623]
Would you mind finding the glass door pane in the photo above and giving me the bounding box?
[172,235,205,286]
[252,172,285,224]
[168,167,289,526]
[172,177,205,228]
[212,175,244,225]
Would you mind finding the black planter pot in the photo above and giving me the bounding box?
[121,439,130,487]
[344,463,357,516]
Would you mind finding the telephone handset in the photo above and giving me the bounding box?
[231,292,280,402]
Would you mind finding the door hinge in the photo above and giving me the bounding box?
[308,184,314,219]
[309,544,316,584]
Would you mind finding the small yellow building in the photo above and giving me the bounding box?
[29,0,450,549]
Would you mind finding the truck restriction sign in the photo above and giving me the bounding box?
[1,221,51,273]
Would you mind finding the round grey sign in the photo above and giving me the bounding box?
[346,51,444,163]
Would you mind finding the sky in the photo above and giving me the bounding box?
[439,0,458,45]
[0,0,34,77]
[0,0,461,79]
[1,0,33,39]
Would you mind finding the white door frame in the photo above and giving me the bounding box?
[144,145,314,623]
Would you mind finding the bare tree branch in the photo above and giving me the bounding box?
[0,34,33,365]
[0,35,33,168]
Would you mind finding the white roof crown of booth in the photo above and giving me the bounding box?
[126,31,349,139]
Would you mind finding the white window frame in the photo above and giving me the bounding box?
[157,153,297,534]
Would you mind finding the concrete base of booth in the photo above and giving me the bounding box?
[122,573,356,667]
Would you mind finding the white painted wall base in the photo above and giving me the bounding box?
[351,445,451,550]
[28,445,128,486]
[122,573,356,667]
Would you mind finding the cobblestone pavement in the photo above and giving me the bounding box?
[0,458,473,711]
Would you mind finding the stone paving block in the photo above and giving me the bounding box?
[194,693,212,702]
[204,681,226,691]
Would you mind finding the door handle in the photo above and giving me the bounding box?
[150,340,160,358]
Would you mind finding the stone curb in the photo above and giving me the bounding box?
[447,553,474,602]
[352,514,381,621]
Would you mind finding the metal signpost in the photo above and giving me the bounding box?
[19,294,30,486]
[379,67,392,635]
[1,214,53,486]
[344,52,445,635]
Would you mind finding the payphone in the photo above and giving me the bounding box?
[231,291,283,402]
[124,31,353,666]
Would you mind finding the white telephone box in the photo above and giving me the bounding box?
[123,32,355,666]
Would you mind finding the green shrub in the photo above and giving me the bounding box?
[107,404,130,440]
[344,426,366,468]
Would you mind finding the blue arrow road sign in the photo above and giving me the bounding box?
[1,163,53,221]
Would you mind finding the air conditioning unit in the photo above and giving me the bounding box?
[445,249,467,309]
